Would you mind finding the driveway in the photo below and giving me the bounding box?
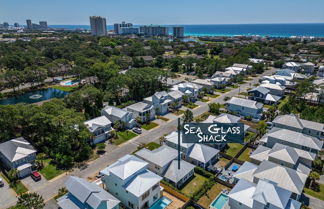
[1,68,278,207]
[304,194,324,209]
[21,174,48,193]
[0,178,18,209]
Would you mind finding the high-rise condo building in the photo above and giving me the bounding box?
[39,21,48,28]
[89,16,107,36]
[114,21,137,35]
[173,26,184,38]
[26,19,32,29]
[14,23,19,27]
[140,25,168,36]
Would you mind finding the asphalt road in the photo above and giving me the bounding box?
[1,68,277,209]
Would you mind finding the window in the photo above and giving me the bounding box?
[128,201,134,209]
[115,183,117,186]
[142,190,150,200]
[152,183,159,191]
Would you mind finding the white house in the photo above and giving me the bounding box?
[172,82,203,101]
[301,62,315,74]
[101,155,162,209]
[101,106,136,129]
[125,102,155,123]
[84,116,113,144]
[144,91,172,115]
[226,97,263,120]
[259,83,286,96]
[191,79,214,92]
[283,62,300,72]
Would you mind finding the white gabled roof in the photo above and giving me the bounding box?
[273,114,324,132]
[165,131,194,149]
[227,97,263,109]
[164,160,195,184]
[101,155,148,180]
[102,106,128,118]
[188,144,219,164]
[84,116,112,132]
[0,137,36,162]
[250,145,271,162]
[260,83,285,91]
[228,179,256,208]
[233,161,258,182]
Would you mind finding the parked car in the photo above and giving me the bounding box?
[96,172,104,179]
[0,178,4,187]
[31,171,41,181]
[132,127,142,134]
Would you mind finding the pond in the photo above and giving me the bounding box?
[0,88,69,105]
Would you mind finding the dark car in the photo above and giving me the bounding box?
[31,171,41,182]
[132,127,142,134]
[0,178,4,187]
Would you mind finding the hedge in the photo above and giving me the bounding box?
[194,166,214,178]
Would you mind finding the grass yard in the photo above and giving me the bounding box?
[207,93,220,98]
[50,85,78,92]
[226,144,244,158]
[216,157,230,167]
[215,88,231,93]
[39,159,64,180]
[278,96,289,110]
[184,103,199,109]
[1,173,28,195]
[229,84,240,89]
[244,131,256,142]
[263,104,273,109]
[199,98,210,103]
[304,183,324,201]
[198,183,230,208]
[157,116,169,121]
[237,147,252,162]
[173,110,185,116]
[141,122,159,130]
[144,142,161,150]
[113,131,138,145]
[195,112,211,122]
[181,173,208,198]
[239,92,249,96]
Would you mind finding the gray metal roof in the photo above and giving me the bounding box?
[168,90,184,100]
[268,128,323,151]
[227,97,263,109]
[249,86,270,95]
[164,160,195,183]
[273,114,324,132]
[63,176,120,209]
[268,143,299,164]
[126,102,153,112]
[84,116,112,133]
[135,145,178,168]
[102,106,128,119]
[0,137,36,162]
[154,91,168,99]
[188,144,219,163]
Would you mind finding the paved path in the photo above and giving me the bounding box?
[304,194,324,209]
[1,68,277,208]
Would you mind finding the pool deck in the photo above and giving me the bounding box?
[163,191,186,209]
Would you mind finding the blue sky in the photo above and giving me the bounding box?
[1,0,324,25]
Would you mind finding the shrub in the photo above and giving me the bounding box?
[194,166,214,178]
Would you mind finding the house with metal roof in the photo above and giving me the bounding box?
[164,131,220,169]
[228,178,301,209]
[210,77,228,89]
[144,91,172,115]
[57,176,120,209]
[203,113,250,133]
[191,79,214,92]
[272,114,324,139]
[283,62,300,72]
[260,83,286,96]
[84,116,113,144]
[226,97,263,120]
[248,86,282,104]
[0,137,36,178]
[234,160,308,200]
[250,143,315,175]
[167,90,184,108]
[135,146,195,188]
[101,155,162,209]
[101,106,136,129]
[125,102,155,123]
[171,82,203,101]
[261,128,323,154]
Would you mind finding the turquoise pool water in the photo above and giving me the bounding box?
[150,197,172,209]
[211,193,229,209]
[63,80,78,86]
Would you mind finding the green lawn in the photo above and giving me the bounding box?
[141,122,159,130]
[263,104,273,109]
[226,144,244,157]
[184,103,198,109]
[113,131,138,145]
[51,85,78,92]
[157,116,169,121]
[39,159,64,180]
[195,112,211,122]
[198,183,230,208]
[207,93,220,98]
[304,183,324,201]
[181,173,208,197]
[173,110,185,116]
[199,98,210,103]
[278,96,289,109]
[215,88,231,93]
[144,142,161,150]
[1,173,27,195]
[216,157,230,167]
[239,92,249,96]
[244,131,256,142]
[238,148,252,162]
[229,84,240,89]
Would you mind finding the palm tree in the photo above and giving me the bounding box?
[17,192,45,209]
[309,171,320,189]
[183,109,193,123]
[159,136,165,145]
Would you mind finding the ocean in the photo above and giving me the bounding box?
[49,23,324,38]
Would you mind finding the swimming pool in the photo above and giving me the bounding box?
[149,196,172,209]
[210,193,229,209]
[60,80,79,86]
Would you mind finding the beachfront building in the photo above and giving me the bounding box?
[101,155,162,209]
